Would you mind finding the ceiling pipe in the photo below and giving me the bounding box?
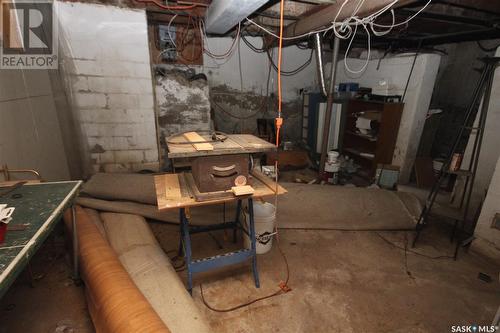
[205,0,270,34]
[319,36,340,177]
[328,37,340,96]
[314,33,328,97]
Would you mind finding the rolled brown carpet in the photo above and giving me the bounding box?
[64,206,171,333]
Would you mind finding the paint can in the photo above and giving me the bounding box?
[326,151,340,184]
[327,150,339,163]
[243,202,276,254]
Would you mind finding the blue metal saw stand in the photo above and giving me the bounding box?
[178,198,260,294]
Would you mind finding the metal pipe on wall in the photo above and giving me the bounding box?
[319,36,340,177]
[314,33,328,97]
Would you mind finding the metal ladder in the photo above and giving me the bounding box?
[412,57,500,259]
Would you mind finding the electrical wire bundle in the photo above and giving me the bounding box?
[148,0,432,75]
[246,0,432,74]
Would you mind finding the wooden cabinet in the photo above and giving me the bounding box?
[341,99,403,177]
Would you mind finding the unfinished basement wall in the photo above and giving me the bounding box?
[334,53,442,183]
[0,69,71,181]
[154,70,211,150]
[471,155,500,265]
[153,36,318,143]
[459,46,500,213]
[56,1,159,176]
[428,40,499,159]
[202,37,317,141]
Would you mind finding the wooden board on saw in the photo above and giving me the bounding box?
[154,169,287,210]
[183,132,214,151]
[231,185,254,196]
[167,134,276,158]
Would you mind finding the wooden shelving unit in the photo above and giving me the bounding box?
[342,99,404,177]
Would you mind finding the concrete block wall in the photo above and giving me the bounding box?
[471,155,500,265]
[56,1,159,175]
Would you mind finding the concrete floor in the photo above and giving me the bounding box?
[0,230,93,333]
[1,220,499,333]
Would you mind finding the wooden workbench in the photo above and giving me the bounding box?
[167,134,276,158]
[0,181,82,299]
[154,170,286,210]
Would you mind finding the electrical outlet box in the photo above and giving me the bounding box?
[158,24,176,61]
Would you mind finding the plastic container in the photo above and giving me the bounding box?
[243,202,276,254]
[327,150,339,163]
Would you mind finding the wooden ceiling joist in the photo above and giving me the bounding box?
[437,0,500,16]
[281,0,418,39]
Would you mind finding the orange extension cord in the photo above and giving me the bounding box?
[274,0,285,212]
[199,0,291,313]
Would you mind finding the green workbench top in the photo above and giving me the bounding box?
[0,181,82,299]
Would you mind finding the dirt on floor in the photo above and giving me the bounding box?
[0,228,93,333]
[1,220,499,333]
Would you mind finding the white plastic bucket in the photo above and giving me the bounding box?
[328,151,339,163]
[243,202,276,254]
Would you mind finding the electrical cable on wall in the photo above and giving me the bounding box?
[240,33,313,76]
[154,1,433,75]
[167,14,178,48]
[200,20,241,60]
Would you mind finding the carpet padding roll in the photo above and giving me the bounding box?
[100,213,212,333]
[277,183,421,230]
[64,206,171,333]
[82,173,157,204]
